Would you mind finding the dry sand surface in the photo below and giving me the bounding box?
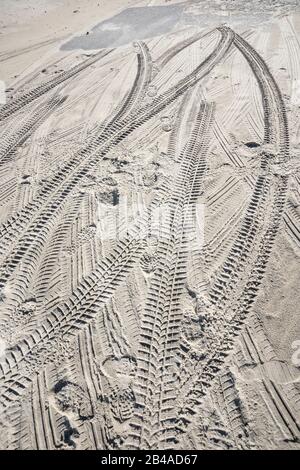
[0,0,300,450]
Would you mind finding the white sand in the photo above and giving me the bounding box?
[0,0,299,450]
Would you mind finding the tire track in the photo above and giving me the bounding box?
[0,216,148,413]
[0,37,66,63]
[155,29,215,70]
[175,27,290,435]
[127,102,214,449]
[0,43,153,298]
[233,30,290,160]
[0,154,180,412]
[0,25,234,422]
[0,28,232,254]
[284,208,300,248]
[239,316,300,441]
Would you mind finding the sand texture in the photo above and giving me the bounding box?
[0,0,299,450]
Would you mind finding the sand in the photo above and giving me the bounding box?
[0,0,299,450]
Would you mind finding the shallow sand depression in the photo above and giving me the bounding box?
[0,0,299,450]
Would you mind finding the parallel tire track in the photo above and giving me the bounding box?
[0,96,66,167]
[175,27,290,434]
[0,28,234,303]
[155,29,215,70]
[0,211,151,412]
